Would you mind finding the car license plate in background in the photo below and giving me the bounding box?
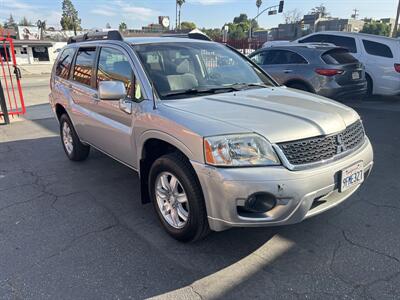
[340,161,364,192]
[352,71,360,80]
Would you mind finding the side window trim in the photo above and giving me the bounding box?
[95,44,146,101]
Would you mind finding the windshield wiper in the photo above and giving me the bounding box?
[226,83,271,90]
[161,86,241,98]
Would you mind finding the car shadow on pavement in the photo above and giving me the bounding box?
[1,108,400,299]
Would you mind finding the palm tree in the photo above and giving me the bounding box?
[256,0,262,20]
[36,20,46,40]
[177,0,185,30]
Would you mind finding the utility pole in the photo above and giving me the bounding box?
[175,1,178,30]
[393,0,400,37]
[351,8,359,20]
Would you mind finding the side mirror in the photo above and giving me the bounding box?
[98,81,126,101]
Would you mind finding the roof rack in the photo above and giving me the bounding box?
[161,31,211,41]
[67,30,123,44]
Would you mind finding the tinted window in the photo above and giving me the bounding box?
[56,48,75,79]
[97,47,143,100]
[263,50,307,65]
[73,47,96,86]
[250,52,266,65]
[362,40,393,58]
[300,34,357,53]
[322,49,358,65]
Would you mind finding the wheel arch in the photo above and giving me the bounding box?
[138,131,198,204]
[55,103,68,121]
[284,79,315,93]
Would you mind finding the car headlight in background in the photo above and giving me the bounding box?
[204,134,280,167]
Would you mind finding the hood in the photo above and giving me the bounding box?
[161,86,360,143]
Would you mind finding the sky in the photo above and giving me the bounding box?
[0,0,398,30]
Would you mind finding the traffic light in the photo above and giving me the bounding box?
[278,0,284,13]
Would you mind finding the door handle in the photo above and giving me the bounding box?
[91,93,100,101]
[283,69,293,73]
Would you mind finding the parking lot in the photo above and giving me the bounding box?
[1,74,400,299]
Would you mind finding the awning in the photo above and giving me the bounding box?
[12,40,53,47]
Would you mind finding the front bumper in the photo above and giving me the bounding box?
[192,138,373,232]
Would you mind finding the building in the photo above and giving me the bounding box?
[13,40,66,65]
[316,18,365,33]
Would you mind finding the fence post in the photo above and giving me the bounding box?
[0,79,10,124]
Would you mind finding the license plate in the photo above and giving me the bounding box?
[352,71,360,80]
[340,161,364,192]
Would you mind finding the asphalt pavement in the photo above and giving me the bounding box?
[0,80,399,299]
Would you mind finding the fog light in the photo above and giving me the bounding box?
[243,192,276,213]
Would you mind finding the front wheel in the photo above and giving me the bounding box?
[59,114,90,161]
[149,153,209,242]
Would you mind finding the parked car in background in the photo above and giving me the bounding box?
[249,44,367,100]
[294,32,400,96]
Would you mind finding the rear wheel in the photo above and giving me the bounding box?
[149,153,209,242]
[59,114,90,161]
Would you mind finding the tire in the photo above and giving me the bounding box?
[287,82,310,92]
[366,75,373,97]
[149,152,210,242]
[59,114,90,161]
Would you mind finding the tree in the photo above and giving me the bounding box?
[177,0,185,30]
[283,9,303,24]
[106,23,111,29]
[361,21,391,37]
[19,17,32,26]
[256,0,262,19]
[233,13,248,24]
[201,28,222,40]
[310,4,330,18]
[119,22,127,32]
[60,0,81,34]
[4,14,17,29]
[37,20,46,40]
[180,21,196,31]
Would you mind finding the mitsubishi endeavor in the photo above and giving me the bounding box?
[49,31,374,242]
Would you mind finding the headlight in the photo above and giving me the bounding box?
[204,134,280,167]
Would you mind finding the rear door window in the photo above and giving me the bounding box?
[73,47,96,86]
[362,40,393,58]
[263,50,307,65]
[300,34,357,53]
[322,49,358,64]
[56,48,76,79]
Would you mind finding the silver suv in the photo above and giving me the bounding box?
[49,31,373,242]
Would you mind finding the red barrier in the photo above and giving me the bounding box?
[0,36,25,120]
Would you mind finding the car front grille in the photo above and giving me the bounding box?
[277,120,365,166]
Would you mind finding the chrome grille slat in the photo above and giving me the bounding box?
[277,120,365,166]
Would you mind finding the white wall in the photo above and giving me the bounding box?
[14,42,67,65]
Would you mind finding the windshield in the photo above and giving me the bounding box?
[133,42,275,99]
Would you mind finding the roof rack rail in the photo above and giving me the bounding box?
[161,31,211,41]
[67,30,123,44]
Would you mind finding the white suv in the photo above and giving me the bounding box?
[295,31,400,96]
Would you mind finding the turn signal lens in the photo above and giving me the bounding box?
[315,69,344,76]
[394,64,400,73]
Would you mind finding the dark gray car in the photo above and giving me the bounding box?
[249,45,367,99]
